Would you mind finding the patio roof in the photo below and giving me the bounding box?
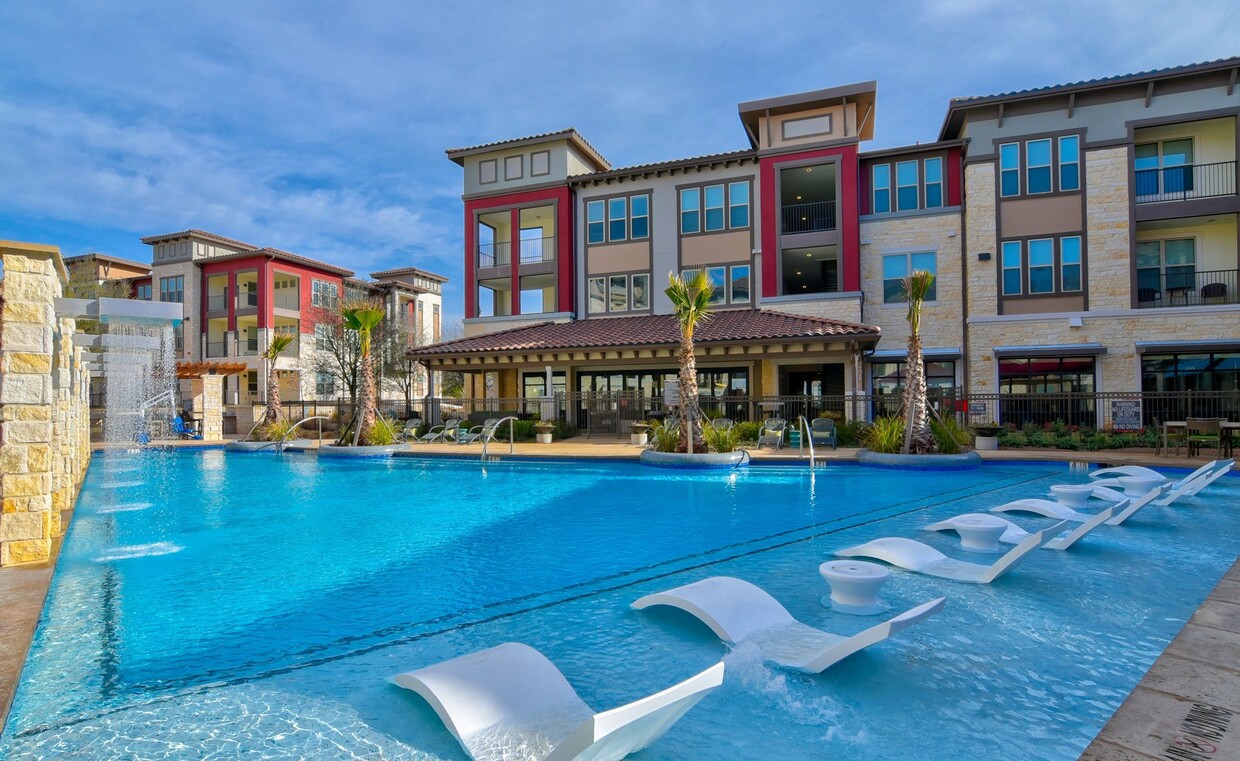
[176,360,250,379]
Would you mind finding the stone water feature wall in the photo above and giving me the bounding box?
[0,241,91,567]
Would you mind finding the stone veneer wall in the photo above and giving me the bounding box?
[0,242,91,567]
[758,296,862,324]
[859,212,964,353]
[1082,147,1133,310]
[963,161,999,321]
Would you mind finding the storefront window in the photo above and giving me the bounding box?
[997,356,1096,427]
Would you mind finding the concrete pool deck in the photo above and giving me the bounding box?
[2,442,1235,748]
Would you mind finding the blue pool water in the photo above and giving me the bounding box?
[2,450,1238,759]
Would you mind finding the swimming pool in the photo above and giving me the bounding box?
[2,450,1237,759]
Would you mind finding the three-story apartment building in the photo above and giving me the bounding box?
[416,56,1239,428]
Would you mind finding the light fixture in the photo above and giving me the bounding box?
[806,253,812,257]
[795,271,802,276]
[802,285,808,289]
[805,167,812,173]
[795,195,802,201]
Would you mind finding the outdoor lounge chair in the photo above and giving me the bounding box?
[416,417,460,444]
[835,522,1070,583]
[711,418,734,431]
[992,482,1171,525]
[171,416,202,440]
[757,418,786,449]
[632,576,944,673]
[389,642,724,761]
[1089,460,1232,503]
[810,418,837,450]
[457,418,499,444]
[926,507,1116,551]
[400,418,422,442]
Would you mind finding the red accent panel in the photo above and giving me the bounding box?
[947,146,963,207]
[858,160,872,216]
[259,261,270,329]
[463,204,476,318]
[227,271,236,332]
[557,195,574,313]
[760,144,860,297]
[510,208,521,315]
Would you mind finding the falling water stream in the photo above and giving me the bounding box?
[100,320,178,444]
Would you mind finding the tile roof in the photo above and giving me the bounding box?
[139,229,258,249]
[409,309,879,358]
[193,247,355,277]
[569,148,757,185]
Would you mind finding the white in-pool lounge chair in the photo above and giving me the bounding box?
[631,576,944,674]
[834,522,1069,583]
[390,642,723,761]
[926,506,1116,551]
[993,482,1171,525]
[1090,460,1232,495]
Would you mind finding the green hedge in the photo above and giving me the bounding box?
[997,425,1158,451]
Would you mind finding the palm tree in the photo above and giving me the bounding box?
[342,303,386,445]
[665,270,714,453]
[262,332,296,425]
[900,270,936,454]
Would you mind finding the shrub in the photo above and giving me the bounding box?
[862,416,905,454]
[998,431,1027,448]
[733,421,762,443]
[650,420,681,453]
[258,419,301,442]
[553,419,576,440]
[817,410,845,423]
[362,416,398,446]
[837,420,868,447]
[702,423,742,453]
[930,416,973,454]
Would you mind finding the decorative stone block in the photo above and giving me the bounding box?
[0,511,44,541]
[1,538,52,566]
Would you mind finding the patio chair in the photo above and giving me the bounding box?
[458,418,501,444]
[1153,417,1185,456]
[171,416,202,440]
[399,418,422,442]
[416,417,460,444]
[632,576,944,674]
[1187,418,1224,457]
[711,418,734,431]
[810,418,837,450]
[835,521,1070,584]
[1201,282,1228,301]
[757,418,787,449]
[389,642,723,761]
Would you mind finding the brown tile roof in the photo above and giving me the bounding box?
[409,309,879,358]
[192,247,355,277]
[139,229,258,249]
[569,148,757,185]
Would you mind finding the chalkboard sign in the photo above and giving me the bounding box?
[1111,399,1142,431]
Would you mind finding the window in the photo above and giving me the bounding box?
[588,277,606,314]
[136,283,152,300]
[781,113,832,140]
[872,164,891,214]
[608,197,627,241]
[311,279,339,309]
[1060,236,1082,292]
[871,360,957,397]
[632,273,650,310]
[706,267,726,304]
[174,323,184,353]
[630,194,649,239]
[1002,241,1023,295]
[731,265,750,303]
[999,143,1020,197]
[479,159,497,184]
[1135,138,1194,197]
[1025,139,1052,194]
[504,155,522,180]
[998,356,1097,426]
[159,276,184,303]
[432,303,440,341]
[314,323,331,351]
[586,200,605,244]
[882,252,937,303]
[531,150,550,176]
[1142,352,1240,393]
[895,161,919,211]
[680,188,700,234]
[924,157,943,208]
[247,371,258,398]
[1027,238,1054,293]
[1137,238,1196,297]
[703,185,725,231]
[1059,136,1080,191]
[728,182,750,228]
[609,275,628,312]
[315,372,336,397]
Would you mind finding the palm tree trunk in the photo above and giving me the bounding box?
[901,334,932,454]
[679,333,701,452]
[264,359,281,425]
[355,352,377,445]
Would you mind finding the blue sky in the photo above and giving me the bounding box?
[1,0,1236,324]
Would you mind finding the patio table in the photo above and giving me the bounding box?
[1162,420,1238,457]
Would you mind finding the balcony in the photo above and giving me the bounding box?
[1136,268,1239,308]
[1135,161,1236,204]
[274,291,299,310]
[519,236,555,265]
[237,290,259,310]
[478,241,511,269]
[238,336,259,356]
[207,293,228,311]
[205,340,228,358]
[781,201,836,234]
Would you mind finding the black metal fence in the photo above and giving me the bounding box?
[1135,160,1236,203]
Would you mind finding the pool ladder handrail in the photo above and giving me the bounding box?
[277,416,328,453]
[481,416,519,461]
[797,415,818,470]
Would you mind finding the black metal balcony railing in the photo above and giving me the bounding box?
[205,341,228,358]
[207,294,227,311]
[519,236,556,264]
[1135,161,1236,203]
[478,241,511,269]
[781,201,836,234]
[1136,268,1240,308]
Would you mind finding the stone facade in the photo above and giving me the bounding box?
[963,161,999,321]
[859,211,964,353]
[759,295,862,324]
[189,375,225,440]
[1083,147,1133,311]
[0,241,91,567]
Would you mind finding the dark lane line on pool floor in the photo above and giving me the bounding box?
[17,469,1052,740]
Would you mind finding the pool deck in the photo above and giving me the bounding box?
[1080,559,1240,761]
[3,441,1235,747]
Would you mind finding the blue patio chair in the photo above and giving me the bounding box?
[172,416,202,440]
[810,418,838,450]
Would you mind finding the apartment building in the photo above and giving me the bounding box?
[416,56,1239,427]
[128,229,446,406]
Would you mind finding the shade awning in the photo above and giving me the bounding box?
[867,347,962,362]
[993,343,1107,358]
[176,361,250,379]
[1135,340,1240,355]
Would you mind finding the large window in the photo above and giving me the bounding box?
[523,371,567,399]
[681,265,751,307]
[588,194,649,243]
[871,360,957,396]
[159,276,184,303]
[882,252,937,303]
[311,279,339,309]
[680,181,750,235]
[999,135,1082,198]
[1142,352,1240,393]
[588,273,650,314]
[1135,138,1193,197]
[1000,236,1084,297]
[1136,238,1196,300]
[998,355,1097,426]
[870,156,947,214]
